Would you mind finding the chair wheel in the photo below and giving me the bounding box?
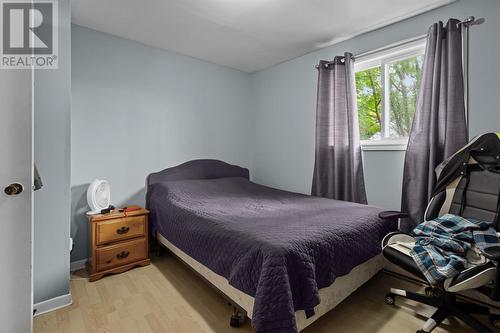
[490,314,500,328]
[385,293,395,305]
[230,314,242,328]
[424,287,435,297]
[416,330,427,333]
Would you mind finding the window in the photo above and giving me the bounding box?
[355,40,425,150]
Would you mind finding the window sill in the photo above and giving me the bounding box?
[361,139,407,151]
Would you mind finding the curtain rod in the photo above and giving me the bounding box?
[457,16,485,27]
[315,35,426,69]
[315,16,484,69]
[353,34,426,61]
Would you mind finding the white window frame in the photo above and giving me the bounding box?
[355,39,426,151]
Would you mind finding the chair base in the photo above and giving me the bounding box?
[385,288,495,333]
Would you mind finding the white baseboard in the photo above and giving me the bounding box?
[33,293,72,317]
[70,258,88,272]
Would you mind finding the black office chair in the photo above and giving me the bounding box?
[381,133,500,333]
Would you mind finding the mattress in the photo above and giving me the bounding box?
[157,232,385,331]
[147,174,396,333]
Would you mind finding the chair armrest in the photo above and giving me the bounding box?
[378,211,409,220]
[479,245,500,262]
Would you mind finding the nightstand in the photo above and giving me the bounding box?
[87,206,150,281]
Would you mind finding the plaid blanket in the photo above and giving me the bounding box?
[410,214,499,285]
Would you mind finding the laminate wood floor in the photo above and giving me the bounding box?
[34,254,491,333]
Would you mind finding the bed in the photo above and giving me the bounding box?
[146,159,397,333]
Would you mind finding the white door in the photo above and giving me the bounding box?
[0,68,33,330]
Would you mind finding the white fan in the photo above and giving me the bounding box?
[86,179,111,215]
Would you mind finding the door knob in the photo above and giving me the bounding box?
[4,183,23,196]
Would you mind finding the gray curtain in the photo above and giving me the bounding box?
[401,19,467,231]
[312,54,367,204]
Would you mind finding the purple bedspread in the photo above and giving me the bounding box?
[148,177,396,332]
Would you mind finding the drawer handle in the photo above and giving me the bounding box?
[116,251,130,259]
[116,226,130,235]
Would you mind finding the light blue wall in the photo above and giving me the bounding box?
[70,25,254,262]
[251,0,500,209]
[34,0,71,303]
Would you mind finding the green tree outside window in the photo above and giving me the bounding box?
[355,54,423,141]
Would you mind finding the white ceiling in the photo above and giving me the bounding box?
[72,0,454,73]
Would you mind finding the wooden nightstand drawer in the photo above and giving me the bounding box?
[96,237,147,271]
[96,215,146,245]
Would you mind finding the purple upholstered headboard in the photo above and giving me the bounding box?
[147,159,249,187]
